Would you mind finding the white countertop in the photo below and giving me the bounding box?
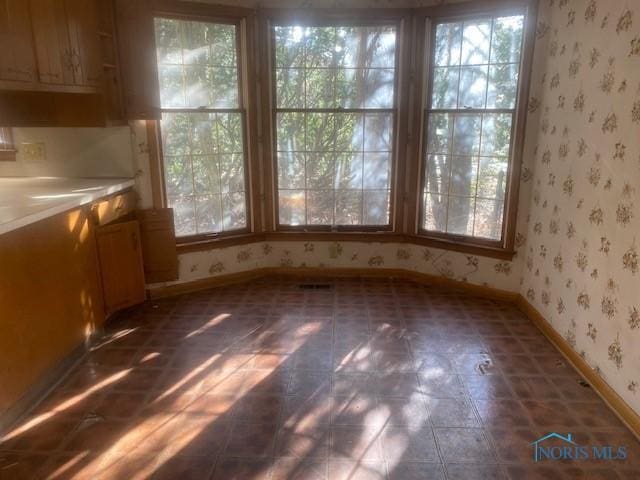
[0,177,135,235]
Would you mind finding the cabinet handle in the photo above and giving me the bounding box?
[131,231,138,251]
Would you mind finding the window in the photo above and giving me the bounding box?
[421,14,524,242]
[0,127,16,162]
[273,24,397,228]
[154,17,247,237]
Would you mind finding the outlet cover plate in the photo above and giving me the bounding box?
[21,142,46,162]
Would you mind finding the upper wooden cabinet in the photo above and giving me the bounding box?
[29,0,102,88]
[0,1,37,84]
[0,0,128,125]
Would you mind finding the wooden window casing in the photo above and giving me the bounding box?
[145,1,536,259]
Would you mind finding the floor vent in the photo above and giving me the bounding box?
[299,283,333,290]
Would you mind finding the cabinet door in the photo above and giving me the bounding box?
[137,208,179,283]
[96,220,146,316]
[65,0,102,86]
[0,0,37,83]
[29,0,75,85]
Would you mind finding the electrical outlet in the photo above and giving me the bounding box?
[21,142,46,162]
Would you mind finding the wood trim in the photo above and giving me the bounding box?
[503,0,537,251]
[516,296,640,441]
[148,265,519,302]
[412,0,536,252]
[175,231,516,259]
[152,0,254,20]
[146,120,165,209]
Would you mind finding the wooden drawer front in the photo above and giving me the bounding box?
[93,189,136,225]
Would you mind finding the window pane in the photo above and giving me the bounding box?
[156,18,238,109]
[278,153,306,189]
[279,190,306,225]
[366,26,396,68]
[158,65,184,107]
[426,113,453,154]
[364,113,392,151]
[195,194,222,232]
[307,190,334,224]
[277,112,305,152]
[435,23,462,66]
[477,157,508,200]
[474,198,503,239]
[275,26,305,67]
[276,68,305,108]
[305,27,336,68]
[335,153,363,189]
[447,196,474,236]
[431,67,458,109]
[223,192,247,230]
[155,18,182,64]
[491,16,523,64]
[210,68,238,108]
[422,14,523,242]
[335,113,364,152]
[306,113,335,151]
[275,24,396,227]
[335,190,363,224]
[364,68,394,108]
[183,21,211,65]
[306,153,335,190]
[363,190,390,225]
[450,156,478,197]
[452,115,481,156]
[164,156,193,196]
[155,17,246,237]
[424,154,450,195]
[480,114,512,157]
[363,152,390,189]
[192,155,220,194]
[458,66,487,109]
[335,68,364,108]
[424,193,446,231]
[461,21,491,65]
[487,64,518,108]
[305,68,335,108]
[168,196,196,236]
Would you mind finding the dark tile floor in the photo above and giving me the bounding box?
[1,277,639,479]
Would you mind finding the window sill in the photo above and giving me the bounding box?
[406,234,516,260]
[176,230,516,260]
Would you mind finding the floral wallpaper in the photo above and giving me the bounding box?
[520,0,640,414]
[151,240,522,292]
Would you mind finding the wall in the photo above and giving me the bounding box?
[0,127,134,179]
[520,0,640,414]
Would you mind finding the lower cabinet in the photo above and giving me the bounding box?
[95,219,146,316]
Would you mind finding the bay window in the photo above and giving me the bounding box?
[421,13,525,243]
[273,24,398,228]
[154,16,248,237]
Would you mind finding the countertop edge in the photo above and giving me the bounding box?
[0,179,136,236]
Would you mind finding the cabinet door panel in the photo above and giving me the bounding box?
[0,1,37,83]
[96,220,146,315]
[65,0,102,86]
[29,0,74,85]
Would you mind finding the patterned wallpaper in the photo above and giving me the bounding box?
[152,240,521,292]
[520,0,640,414]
